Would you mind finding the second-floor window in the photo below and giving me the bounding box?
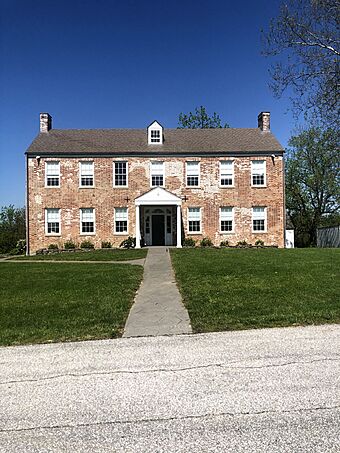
[80,208,95,234]
[150,161,164,187]
[45,208,60,234]
[79,161,94,187]
[252,207,266,232]
[251,160,266,186]
[114,208,128,233]
[186,161,199,187]
[188,207,201,233]
[220,161,234,186]
[45,161,60,187]
[114,161,128,187]
[220,207,234,232]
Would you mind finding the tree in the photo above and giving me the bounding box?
[285,127,340,246]
[178,106,230,128]
[263,0,339,126]
[0,206,26,254]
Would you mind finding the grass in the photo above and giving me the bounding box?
[171,248,340,333]
[11,248,147,261]
[0,262,143,346]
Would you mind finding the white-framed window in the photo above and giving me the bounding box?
[220,207,234,232]
[79,161,94,187]
[251,160,266,186]
[150,130,161,143]
[188,207,201,233]
[186,161,200,187]
[150,161,164,187]
[45,208,60,235]
[147,121,163,145]
[114,161,128,187]
[45,161,60,187]
[220,160,234,186]
[252,207,267,232]
[80,208,95,234]
[114,208,128,234]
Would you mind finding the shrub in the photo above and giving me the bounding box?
[120,236,136,249]
[64,240,76,250]
[236,240,251,248]
[101,241,112,248]
[183,237,197,247]
[16,239,26,254]
[80,240,95,249]
[200,237,213,247]
[220,240,229,247]
[255,239,264,247]
[48,243,59,250]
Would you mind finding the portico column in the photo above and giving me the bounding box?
[176,204,182,248]
[135,205,141,249]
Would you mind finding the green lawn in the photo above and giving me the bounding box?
[171,248,340,333]
[11,248,147,261]
[0,262,143,346]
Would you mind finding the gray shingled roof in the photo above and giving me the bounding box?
[26,128,284,155]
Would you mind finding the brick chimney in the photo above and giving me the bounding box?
[40,113,52,133]
[258,112,270,132]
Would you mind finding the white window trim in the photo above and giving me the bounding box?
[187,207,202,235]
[219,160,234,188]
[150,161,165,188]
[114,207,129,235]
[186,161,200,188]
[45,208,61,236]
[147,122,163,145]
[251,160,267,187]
[80,208,96,235]
[113,161,129,188]
[79,161,95,188]
[45,161,60,188]
[252,207,267,233]
[219,207,234,234]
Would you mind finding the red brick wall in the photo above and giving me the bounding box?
[27,155,284,253]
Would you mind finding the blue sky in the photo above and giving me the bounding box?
[1,0,299,207]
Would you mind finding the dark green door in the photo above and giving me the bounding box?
[152,215,165,245]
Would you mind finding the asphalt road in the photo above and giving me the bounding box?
[0,324,339,452]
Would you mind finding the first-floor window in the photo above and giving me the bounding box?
[188,207,201,233]
[252,207,266,232]
[45,208,60,234]
[80,208,95,233]
[114,208,128,233]
[220,207,233,232]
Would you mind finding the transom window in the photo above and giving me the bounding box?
[251,160,266,186]
[150,161,164,187]
[45,208,60,235]
[79,161,94,187]
[252,207,266,232]
[150,130,161,143]
[45,161,60,187]
[220,207,234,232]
[188,207,201,233]
[186,161,200,187]
[114,208,128,233]
[80,208,95,234]
[114,161,128,187]
[220,161,234,186]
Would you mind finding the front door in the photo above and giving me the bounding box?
[152,215,165,245]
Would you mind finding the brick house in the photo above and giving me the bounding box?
[25,112,285,254]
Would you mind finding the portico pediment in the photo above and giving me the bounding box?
[135,187,182,206]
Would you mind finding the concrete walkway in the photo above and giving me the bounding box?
[123,247,192,337]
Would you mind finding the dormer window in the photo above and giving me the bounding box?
[147,120,163,145]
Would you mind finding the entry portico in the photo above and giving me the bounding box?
[135,187,182,248]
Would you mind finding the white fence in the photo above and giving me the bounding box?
[317,226,340,248]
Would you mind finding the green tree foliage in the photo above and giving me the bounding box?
[178,106,230,129]
[0,206,26,253]
[286,128,340,246]
[263,0,339,126]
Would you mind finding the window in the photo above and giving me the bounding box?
[80,208,95,234]
[251,160,266,186]
[114,208,128,233]
[188,207,201,233]
[220,161,234,186]
[220,207,234,232]
[114,161,128,187]
[45,161,60,187]
[186,161,199,187]
[150,130,161,143]
[79,161,94,187]
[45,208,60,235]
[252,207,266,232]
[150,161,164,187]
